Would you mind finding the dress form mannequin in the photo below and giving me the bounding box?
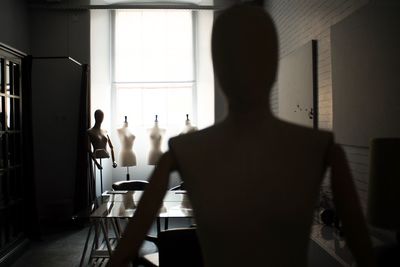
[117,116,137,180]
[180,114,198,135]
[179,114,197,210]
[147,115,166,165]
[87,109,117,194]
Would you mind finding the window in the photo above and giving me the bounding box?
[113,10,195,133]
[91,8,213,180]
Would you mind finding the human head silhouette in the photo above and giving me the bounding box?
[212,4,278,112]
[94,109,104,125]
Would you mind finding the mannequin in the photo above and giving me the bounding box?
[180,114,198,135]
[109,4,375,267]
[87,109,117,194]
[87,109,117,168]
[179,114,197,210]
[117,116,137,180]
[147,115,166,165]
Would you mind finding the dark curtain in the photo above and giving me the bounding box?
[21,55,41,239]
[73,64,93,218]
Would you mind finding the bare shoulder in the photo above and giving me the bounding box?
[276,118,331,138]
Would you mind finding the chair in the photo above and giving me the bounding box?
[142,227,203,267]
[112,180,149,191]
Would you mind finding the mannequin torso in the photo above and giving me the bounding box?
[148,121,166,165]
[117,122,137,167]
[169,114,332,267]
[181,116,198,135]
[87,127,110,158]
[87,109,117,168]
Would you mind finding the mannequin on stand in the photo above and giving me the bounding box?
[87,109,117,195]
[148,115,167,214]
[180,114,198,135]
[180,114,197,209]
[117,116,137,181]
[147,115,166,165]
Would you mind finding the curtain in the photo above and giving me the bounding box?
[22,55,41,239]
[73,64,93,218]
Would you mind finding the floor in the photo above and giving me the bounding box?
[9,219,343,267]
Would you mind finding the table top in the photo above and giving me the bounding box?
[91,190,194,219]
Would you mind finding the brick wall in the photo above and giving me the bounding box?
[265,0,370,210]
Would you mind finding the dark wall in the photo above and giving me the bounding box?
[31,58,82,223]
[29,8,90,222]
[331,4,400,147]
[30,9,90,63]
[0,0,30,53]
[265,0,396,262]
[266,0,370,210]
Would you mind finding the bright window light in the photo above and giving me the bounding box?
[91,9,213,182]
[114,10,194,83]
[113,9,195,134]
[115,83,193,129]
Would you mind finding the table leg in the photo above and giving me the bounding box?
[94,220,100,249]
[156,218,161,235]
[165,218,169,230]
[111,218,121,241]
[100,219,113,256]
[79,224,93,267]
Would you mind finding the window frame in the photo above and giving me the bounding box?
[110,9,198,129]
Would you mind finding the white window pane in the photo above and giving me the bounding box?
[167,87,193,126]
[115,11,143,82]
[142,88,168,126]
[115,87,143,127]
[141,11,167,81]
[115,84,193,130]
[165,11,194,81]
[115,10,193,83]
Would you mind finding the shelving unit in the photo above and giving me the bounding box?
[0,47,26,263]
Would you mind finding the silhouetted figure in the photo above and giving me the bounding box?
[87,109,117,169]
[109,4,375,267]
